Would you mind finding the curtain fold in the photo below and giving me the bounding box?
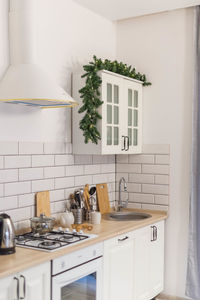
[186,6,200,300]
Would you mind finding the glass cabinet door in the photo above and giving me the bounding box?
[101,73,123,154]
[125,80,142,153]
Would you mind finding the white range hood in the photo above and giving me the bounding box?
[0,0,78,108]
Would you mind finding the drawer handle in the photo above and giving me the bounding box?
[19,275,26,299]
[151,226,157,242]
[118,236,129,242]
[14,277,19,300]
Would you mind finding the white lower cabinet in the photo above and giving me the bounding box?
[0,261,50,300]
[103,231,135,300]
[103,221,165,300]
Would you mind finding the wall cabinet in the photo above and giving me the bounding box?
[0,261,50,300]
[73,70,143,155]
[103,221,165,300]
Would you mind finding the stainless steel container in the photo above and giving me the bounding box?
[30,214,55,234]
[71,208,83,224]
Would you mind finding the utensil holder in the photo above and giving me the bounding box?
[71,208,83,224]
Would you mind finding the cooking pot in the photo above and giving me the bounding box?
[30,214,55,234]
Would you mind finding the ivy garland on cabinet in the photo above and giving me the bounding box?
[78,55,151,144]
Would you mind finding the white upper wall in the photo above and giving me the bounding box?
[73,0,200,20]
[116,8,193,298]
[0,0,116,142]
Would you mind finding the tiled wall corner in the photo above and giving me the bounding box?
[116,144,170,211]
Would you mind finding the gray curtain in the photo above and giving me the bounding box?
[186,6,200,300]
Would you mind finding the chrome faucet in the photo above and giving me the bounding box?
[117,177,128,211]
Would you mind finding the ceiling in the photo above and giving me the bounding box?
[73,0,200,21]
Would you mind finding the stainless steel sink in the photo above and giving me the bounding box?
[104,211,152,221]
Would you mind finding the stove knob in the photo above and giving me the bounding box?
[79,230,83,234]
[58,227,63,231]
[65,228,70,233]
[72,229,77,233]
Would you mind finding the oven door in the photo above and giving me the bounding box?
[52,257,102,300]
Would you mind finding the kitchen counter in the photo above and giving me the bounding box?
[0,209,167,279]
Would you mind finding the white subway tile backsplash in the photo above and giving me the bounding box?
[116,172,128,182]
[0,196,18,210]
[101,164,115,173]
[155,175,169,185]
[142,164,169,175]
[32,179,54,192]
[127,183,142,193]
[0,157,3,169]
[129,193,154,204]
[84,164,101,175]
[75,155,93,165]
[155,155,170,165]
[66,165,84,177]
[92,174,107,184]
[19,142,43,155]
[93,155,115,164]
[32,155,54,167]
[8,207,32,222]
[52,200,66,214]
[55,177,74,189]
[116,164,141,173]
[142,184,169,195]
[50,189,65,202]
[19,168,43,181]
[127,202,142,209]
[155,195,169,205]
[5,156,31,169]
[0,169,18,183]
[129,173,154,184]
[75,175,93,186]
[55,155,74,166]
[141,204,168,211]
[0,142,18,155]
[5,181,31,196]
[44,166,65,178]
[116,155,128,163]
[129,155,154,164]
[18,193,35,207]
[107,173,115,183]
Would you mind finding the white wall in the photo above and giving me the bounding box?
[116,8,194,298]
[0,0,116,142]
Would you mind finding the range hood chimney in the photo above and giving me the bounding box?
[0,0,78,108]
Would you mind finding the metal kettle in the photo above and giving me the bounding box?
[0,213,15,255]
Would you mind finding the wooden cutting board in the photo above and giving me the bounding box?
[36,191,51,217]
[96,183,110,214]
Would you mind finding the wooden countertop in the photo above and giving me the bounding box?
[0,209,167,279]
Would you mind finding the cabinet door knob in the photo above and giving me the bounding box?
[14,277,19,300]
[121,136,126,151]
[19,275,26,299]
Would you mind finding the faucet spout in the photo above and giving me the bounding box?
[118,177,128,211]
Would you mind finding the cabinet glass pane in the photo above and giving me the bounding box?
[107,83,112,103]
[114,127,119,145]
[114,85,119,104]
[128,109,132,126]
[107,126,112,145]
[133,129,138,146]
[114,106,119,125]
[107,105,112,124]
[128,89,132,107]
[128,128,132,146]
[134,90,138,107]
[133,110,138,127]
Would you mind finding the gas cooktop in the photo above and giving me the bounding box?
[15,229,97,252]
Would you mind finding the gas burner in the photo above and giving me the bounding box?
[38,241,61,249]
[16,235,27,242]
[59,235,80,243]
